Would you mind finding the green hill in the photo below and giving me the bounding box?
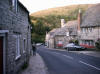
[31,4,93,17]
[30,4,93,28]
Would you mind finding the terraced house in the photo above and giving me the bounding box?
[45,19,79,48]
[79,4,100,48]
[45,10,81,49]
[0,0,31,74]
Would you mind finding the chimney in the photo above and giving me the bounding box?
[77,9,82,32]
[61,19,65,27]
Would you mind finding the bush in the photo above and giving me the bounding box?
[69,39,79,45]
[74,40,79,45]
[95,41,100,50]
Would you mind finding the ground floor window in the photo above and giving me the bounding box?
[57,40,63,48]
[14,35,21,60]
[23,38,26,53]
[81,40,94,46]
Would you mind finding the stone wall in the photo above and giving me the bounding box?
[80,27,100,46]
[0,0,31,74]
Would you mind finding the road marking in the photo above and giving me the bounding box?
[63,55,74,60]
[46,48,66,51]
[79,61,100,71]
[53,52,61,55]
[53,52,73,60]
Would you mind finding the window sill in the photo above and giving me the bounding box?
[15,55,21,60]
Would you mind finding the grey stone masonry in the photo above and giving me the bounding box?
[0,0,31,74]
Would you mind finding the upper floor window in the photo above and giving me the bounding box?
[81,27,93,33]
[12,0,18,12]
[81,28,85,33]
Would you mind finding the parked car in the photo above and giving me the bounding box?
[64,43,86,51]
[36,43,43,46]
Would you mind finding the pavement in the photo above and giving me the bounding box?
[20,53,48,74]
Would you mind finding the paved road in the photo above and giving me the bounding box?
[37,46,100,74]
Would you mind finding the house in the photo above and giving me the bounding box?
[79,4,100,48]
[0,0,31,74]
[45,13,80,48]
[45,28,59,48]
[54,20,78,48]
[45,9,82,49]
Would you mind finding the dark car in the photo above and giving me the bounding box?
[64,43,86,51]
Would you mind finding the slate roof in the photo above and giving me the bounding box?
[55,26,68,36]
[19,1,29,13]
[48,20,78,38]
[81,3,100,27]
[48,28,59,38]
[66,20,78,28]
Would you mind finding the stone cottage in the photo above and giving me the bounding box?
[79,4,100,48]
[45,19,79,48]
[45,9,82,49]
[45,29,59,48]
[0,0,31,74]
[54,20,78,48]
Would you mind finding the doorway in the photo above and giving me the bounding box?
[0,37,3,74]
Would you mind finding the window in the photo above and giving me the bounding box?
[12,0,15,7]
[23,38,26,53]
[12,0,18,12]
[66,32,69,36]
[88,28,91,32]
[86,28,88,33]
[81,28,85,33]
[57,40,63,47]
[15,35,21,60]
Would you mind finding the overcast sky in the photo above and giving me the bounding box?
[19,0,100,14]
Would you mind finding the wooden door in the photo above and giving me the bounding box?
[0,37,3,74]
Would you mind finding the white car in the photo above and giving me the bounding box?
[64,43,86,51]
[36,43,43,46]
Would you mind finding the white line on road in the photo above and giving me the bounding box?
[63,55,74,60]
[79,61,100,71]
[53,52,73,60]
[53,52,60,55]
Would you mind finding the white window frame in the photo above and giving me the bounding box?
[12,0,18,12]
[66,32,69,36]
[88,28,91,32]
[23,38,26,53]
[14,35,21,60]
[12,0,15,7]
[82,28,85,33]
[58,40,63,44]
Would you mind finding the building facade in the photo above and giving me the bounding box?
[45,29,58,48]
[0,0,31,74]
[45,10,82,49]
[79,4,100,48]
[45,20,78,48]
